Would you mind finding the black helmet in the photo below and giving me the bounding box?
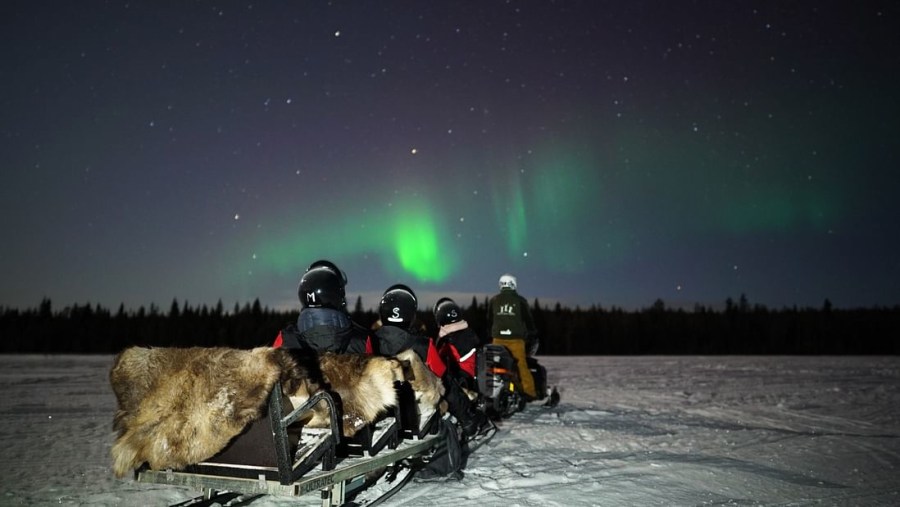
[297,260,347,310]
[379,284,417,329]
[433,297,462,327]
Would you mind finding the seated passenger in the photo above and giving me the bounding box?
[274,259,373,354]
[433,297,481,392]
[374,285,487,439]
[373,284,445,376]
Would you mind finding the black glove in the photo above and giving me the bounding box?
[527,337,540,356]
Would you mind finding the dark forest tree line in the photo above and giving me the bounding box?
[1,296,898,355]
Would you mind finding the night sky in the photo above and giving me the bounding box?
[2,1,899,313]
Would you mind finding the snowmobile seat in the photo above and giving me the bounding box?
[184,382,340,485]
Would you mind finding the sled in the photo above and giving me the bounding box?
[137,380,443,507]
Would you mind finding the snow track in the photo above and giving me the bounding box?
[1,355,899,505]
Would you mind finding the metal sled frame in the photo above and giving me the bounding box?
[342,396,402,458]
[177,383,341,484]
[137,382,442,506]
[395,380,442,440]
[138,436,439,505]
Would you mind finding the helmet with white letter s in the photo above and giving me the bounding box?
[379,284,418,329]
[433,297,462,327]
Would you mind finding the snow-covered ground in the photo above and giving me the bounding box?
[1,354,899,506]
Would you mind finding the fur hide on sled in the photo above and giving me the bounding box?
[289,348,446,434]
[109,346,444,478]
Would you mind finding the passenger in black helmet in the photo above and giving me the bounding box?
[373,284,444,374]
[273,260,373,354]
[374,285,488,440]
[298,260,347,310]
[487,273,538,399]
[434,297,481,392]
[434,297,490,438]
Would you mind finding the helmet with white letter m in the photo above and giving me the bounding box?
[499,273,517,291]
[297,260,348,310]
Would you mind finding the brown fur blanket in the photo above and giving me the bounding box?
[109,346,444,477]
[109,346,309,477]
[285,348,446,435]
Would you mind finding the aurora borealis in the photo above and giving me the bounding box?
[2,1,898,312]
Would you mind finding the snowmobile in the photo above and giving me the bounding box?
[474,344,559,419]
[475,343,526,418]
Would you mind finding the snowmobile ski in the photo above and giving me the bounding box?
[543,386,561,408]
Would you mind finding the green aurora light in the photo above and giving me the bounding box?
[232,135,842,295]
[246,196,456,285]
[390,201,455,282]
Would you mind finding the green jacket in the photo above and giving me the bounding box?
[487,289,536,340]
